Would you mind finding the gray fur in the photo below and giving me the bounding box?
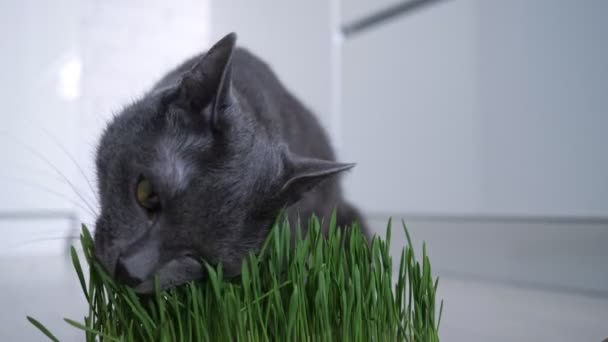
[94,33,368,293]
[154,136,199,194]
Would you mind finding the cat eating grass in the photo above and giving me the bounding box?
[93,33,368,293]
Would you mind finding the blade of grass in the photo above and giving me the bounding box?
[26,316,60,342]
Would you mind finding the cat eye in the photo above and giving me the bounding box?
[135,177,160,211]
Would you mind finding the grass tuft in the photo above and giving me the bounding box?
[28,213,442,341]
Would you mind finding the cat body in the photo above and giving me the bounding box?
[94,33,367,293]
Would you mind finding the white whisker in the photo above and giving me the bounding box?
[37,126,98,203]
[0,176,98,218]
[0,131,98,215]
[17,235,79,245]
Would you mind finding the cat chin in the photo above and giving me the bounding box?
[132,256,204,294]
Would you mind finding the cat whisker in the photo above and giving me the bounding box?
[0,132,99,215]
[37,126,98,203]
[16,235,80,245]
[12,235,81,256]
[0,177,98,218]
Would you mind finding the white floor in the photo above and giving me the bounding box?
[437,276,608,341]
[0,255,87,342]
[1,241,607,341]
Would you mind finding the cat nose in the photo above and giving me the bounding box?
[115,257,145,287]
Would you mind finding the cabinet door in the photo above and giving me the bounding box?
[341,0,479,216]
[340,0,407,24]
[475,0,608,217]
[341,0,608,217]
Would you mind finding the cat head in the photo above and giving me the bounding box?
[93,33,354,293]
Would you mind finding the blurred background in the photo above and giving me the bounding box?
[1,0,607,340]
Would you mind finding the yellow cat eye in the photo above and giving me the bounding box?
[136,177,160,210]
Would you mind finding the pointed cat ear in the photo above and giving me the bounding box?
[176,32,237,130]
[278,150,355,205]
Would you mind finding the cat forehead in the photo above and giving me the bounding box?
[153,135,203,194]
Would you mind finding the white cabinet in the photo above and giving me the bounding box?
[476,0,608,217]
[341,0,608,217]
[340,0,407,24]
[341,0,479,215]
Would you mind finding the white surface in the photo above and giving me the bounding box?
[437,276,608,342]
[0,255,87,342]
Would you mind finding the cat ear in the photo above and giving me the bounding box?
[177,32,237,130]
[278,150,355,204]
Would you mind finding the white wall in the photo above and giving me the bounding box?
[0,0,81,255]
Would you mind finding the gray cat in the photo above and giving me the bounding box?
[93,33,368,293]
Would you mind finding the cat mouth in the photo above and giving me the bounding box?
[130,256,205,294]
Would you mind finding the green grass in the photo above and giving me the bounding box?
[28,212,443,341]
